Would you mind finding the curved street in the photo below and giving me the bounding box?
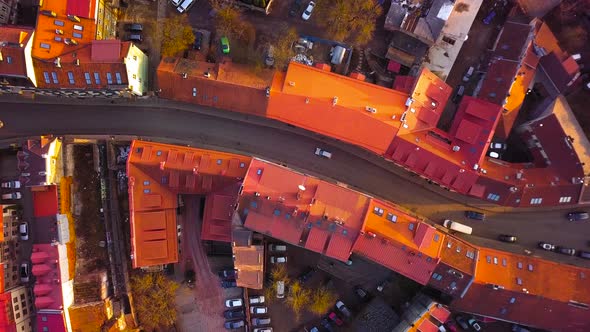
[1,97,589,268]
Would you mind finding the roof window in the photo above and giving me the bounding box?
[51,72,58,84]
[143,189,150,194]
[408,223,414,231]
[530,198,542,205]
[84,72,91,85]
[386,213,397,223]
[115,72,122,84]
[40,43,51,49]
[516,277,522,285]
[239,162,245,168]
[6,56,12,64]
[433,234,440,242]
[216,159,222,165]
[54,19,64,26]
[372,206,384,216]
[156,150,162,156]
[73,24,83,31]
[106,73,113,84]
[43,72,50,84]
[256,168,263,175]
[509,297,516,304]
[517,262,523,269]
[143,180,150,185]
[73,32,83,39]
[94,72,100,84]
[67,72,75,84]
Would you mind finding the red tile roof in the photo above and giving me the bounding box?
[417,319,439,332]
[539,52,580,93]
[32,185,59,217]
[0,26,34,78]
[493,21,533,61]
[201,192,237,242]
[66,0,96,19]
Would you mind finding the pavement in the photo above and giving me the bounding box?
[1,96,590,271]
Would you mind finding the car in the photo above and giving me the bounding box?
[20,263,29,283]
[193,31,203,50]
[125,34,142,43]
[249,295,265,304]
[253,328,273,332]
[467,317,481,331]
[252,317,271,326]
[455,315,469,330]
[219,269,237,279]
[321,318,335,332]
[327,312,343,326]
[556,246,576,256]
[2,192,21,200]
[298,267,316,283]
[224,320,245,330]
[483,10,496,24]
[567,211,590,221]
[221,280,237,288]
[462,66,474,82]
[1,180,21,188]
[578,250,590,260]
[452,85,465,103]
[223,309,245,319]
[444,320,458,332]
[489,151,500,159]
[250,306,268,314]
[270,256,287,264]
[268,244,287,252]
[185,269,195,285]
[289,0,304,17]
[301,1,315,20]
[465,210,485,221]
[490,142,507,150]
[124,23,143,32]
[220,36,230,54]
[335,300,351,318]
[512,324,531,332]
[19,222,28,241]
[498,234,517,243]
[225,298,243,308]
[538,242,555,251]
[377,278,391,292]
[276,280,285,298]
[314,148,332,159]
[354,286,369,301]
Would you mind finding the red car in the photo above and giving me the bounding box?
[444,320,458,332]
[328,312,343,326]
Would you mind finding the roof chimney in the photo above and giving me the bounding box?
[55,29,63,35]
[54,57,61,68]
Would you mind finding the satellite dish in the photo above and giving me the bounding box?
[298,185,306,191]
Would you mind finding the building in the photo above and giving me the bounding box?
[0,26,36,87]
[19,137,62,187]
[231,229,264,289]
[0,206,20,295]
[0,286,35,332]
[393,293,451,332]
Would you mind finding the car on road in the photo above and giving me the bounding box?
[2,192,21,200]
[268,243,287,252]
[193,31,203,50]
[1,180,21,188]
[249,295,265,304]
[19,222,28,241]
[124,23,143,32]
[455,316,469,330]
[490,142,507,150]
[221,280,237,288]
[20,263,29,283]
[578,250,590,260]
[538,242,556,251]
[250,306,268,315]
[498,234,517,243]
[328,312,343,326]
[483,10,496,25]
[219,269,237,279]
[124,34,142,43]
[225,298,243,308]
[335,300,351,318]
[567,211,589,221]
[489,151,500,159]
[289,0,304,17]
[465,210,485,220]
[452,85,465,103]
[321,318,335,332]
[298,267,316,283]
[270,256,287,264]
[462,66,475,82]
[444,320,458,332]
[556,247,576,256]
[315,148,332,159]
[254,328,273,332]
[276,280,285,299]
[301,1,315,20]
[224,309,245,319]
[468,317,482,331]
[224,320,245,330]
[252,317,271,326]
[220,36,230,54]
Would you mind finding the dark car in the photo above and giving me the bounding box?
[579,251,590,260]
[185,269,195,284]
[320,318,335,332]
[455,315,469,330]
[124,23,143,32]
[218,269,237,279]
[125,34,142,43]
[567,211,589,221]
[298,267,316,283]
[289,0,305,17]
[465,210,485,220]
[483,10,496,25]
[224,309,244,320]
[538,242,555,251]
[224,320,245,330]
[354,286,369,302]
[498,234,517,243]
[194,31,203,50]
[556,247,576,256]
[221,279,237,288]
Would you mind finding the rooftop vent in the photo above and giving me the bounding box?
[41,10,57,17]
[365,106,377,113]
[55,29,63,35]
[67,15,80,22]
[332,96,338,106]
[452,145,460,152]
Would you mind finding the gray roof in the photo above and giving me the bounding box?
[384,3,407,31]
[353,297,400,332]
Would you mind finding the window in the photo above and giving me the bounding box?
[73,32,83,38]
[386,213,397,223]
[54,36,62,42]
[94,72,100,84]
[431,273,443,281]
[20,294,24,300]
[54,19,64,26]
[73,24,83,31]
[68,71,75,84]
[442,36,456,45]
[40,43,51,49]
[408,223,415,231]
[192,87,197,97]
[51,72,58,84]
[143,189,150,194]
[487,193,500,201]
[6,56,11,64]
[216,159,222,165]
[84,72,91,84]
[516,277,522,285]
[502,258,507,266]
[143,180,150,185]
[239,162,245,168]
[115,72,122,84]
[106,73,113,84]
[156,150,162,156]
[43,72,50,84]
[13,297,17,303]
[530,198,542,205]
[517,262,523,269]
[372,206,384,216]
[15,313,20,319]
[559,196,572,203]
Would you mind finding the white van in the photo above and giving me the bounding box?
[443,219,473,235]
[177,0,195,13]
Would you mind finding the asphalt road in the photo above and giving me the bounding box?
[1,98,589,268]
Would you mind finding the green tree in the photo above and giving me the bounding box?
[286,281,310,321]
[315,0,382,45]
[161,15,195,57]
[131,272,179,331]
[309,287,337,316]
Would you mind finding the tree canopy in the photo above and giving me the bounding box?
[131,273,179,331]
[271,24,299,70]
[309,287,337,316]
[315,0,382,45]
[161,14,195,57]
[286,280,310,321]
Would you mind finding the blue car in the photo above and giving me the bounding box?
[483,11,496,25]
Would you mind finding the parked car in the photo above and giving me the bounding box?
[20,263,29,283]
[1,180,21,188]
[125,34,142,43]
[225,298,243,308]
[465,210,485,220]
[224,309,244,319]
[512,324,531,332]
[556,246,576,256]
[276,280,285,299]
[467,317,482,331]
[444,320,458,332]
[224,320,245,330]
[452,85,465,103]
[298,267,316,283]
[124,23,143,32]
[2,192,21,200]
[538,242,556,251]
[314,148,332,159]
[498,234,517,243]
[462,66,475,82]
[221,280,237,288]
[219,269,237,279]
[335,300,351,318]
[489,151,500,159]
[253,328,273,332]
[268,244,287,252]
[220,36,230,54]
[19,222,28,241]
[289,0,304,17]
[567,211,590,221]
[252,317,271,326]
[270,256,287,264]
[321,318,335,332]
[354,286,369,302]
[250,306,268,315]
[455,316,469,330]
[490,142,507,150]
[327,312,343,326]
[185,269,195,285]
[301,1,316,20]
[483,10,496,24]
[249,295,265,304]
[578,250,590,260]
[193,31,203,50]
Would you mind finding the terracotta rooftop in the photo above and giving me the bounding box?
[0,26,34,78]
[232,244,264,289]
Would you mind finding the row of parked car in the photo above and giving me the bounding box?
[2,180,22,201]
[224,295,272,331]
[538,241,590,259]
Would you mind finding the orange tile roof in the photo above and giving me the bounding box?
[0,26,34,77]
[233,245,264,289]
[438,235,478,275]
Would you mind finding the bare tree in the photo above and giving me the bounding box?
[315,0,382,45]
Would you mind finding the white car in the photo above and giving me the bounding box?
[20,263,29,283]
[225,298,243,308]
[254,328,273,332]
[2,192,21,200]
[270,256,287,264]
[1,180,21,189]
[314,148,332,159]
[19,222,28,241]
[490,142,507,150]
[249,295,265,304]
[301,1,315,20]
[250,306,268,314]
